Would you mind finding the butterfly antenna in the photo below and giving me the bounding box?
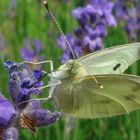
[43,1,102,89]
[43,0,76,60]
[82,66,103,89]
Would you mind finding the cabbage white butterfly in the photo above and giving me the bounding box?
[49,43,140,119]
[42,1,140,119]
[21,1,140,119]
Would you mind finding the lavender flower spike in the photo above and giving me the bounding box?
[114,0,140,41]
[20,39,44,62]
[0,60,61,139]
[27,109,61,126]
[2,127,18,140]
[5,60,43,105]
[0,93,15,127]
[57,0,117,63]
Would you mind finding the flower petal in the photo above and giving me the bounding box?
[4,61,23,72]
[33,70,43,80]
[2,127,18,140]
[7,62,43,108]
[4,61,14,69]
[8,70,31,106]
[72,7,83,19]
[26,109,61,127]
[0,94,15,127]
[32,40,42,53]
[24,101,40,111]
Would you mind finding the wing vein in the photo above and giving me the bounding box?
[96,92,129,114]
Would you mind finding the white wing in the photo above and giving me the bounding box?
[54,74,140,119]
[78,43,140,74]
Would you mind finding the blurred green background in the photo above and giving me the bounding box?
[0,0,140,140]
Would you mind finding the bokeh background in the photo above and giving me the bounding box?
[0,0,140,139]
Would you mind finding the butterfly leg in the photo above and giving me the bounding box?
[36,77,62,100]
[18,60,61,104]
[48,77,62,99]
[18,79,62,106]
[35,80,61,91]
[23,60,55,77]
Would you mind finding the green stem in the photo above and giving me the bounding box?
[55,122,61,140]
[73,120,79,140]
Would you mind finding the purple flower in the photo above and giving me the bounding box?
[33,70,44,80]
[20,39,44,62]
[57,35,84,63]
[32,40,42,53]
[4,61,43,103]
[2,127,18,140]
[114,0,140,41]
[25,107,61,127]
[57,0,117,63]
[83,36,103,51]
[0,94,15,127]
[90,0,117,26]
[0,61,61,140]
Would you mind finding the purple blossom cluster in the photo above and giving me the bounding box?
[0,61,61,140]
[57,0,117,63]
[20,39,44,62]
[114,0,140,41]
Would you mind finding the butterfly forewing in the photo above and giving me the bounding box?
[78,43,140,74]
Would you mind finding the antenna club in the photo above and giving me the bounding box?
[43,0,76,60]
[43,0,49,10]
[98,83,103,89]
[100,85,104,89]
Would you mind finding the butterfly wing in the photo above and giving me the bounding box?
[55,74,140,119]
[78,43,140,74]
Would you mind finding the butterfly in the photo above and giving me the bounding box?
[39,1,140,119]
[48,43,140,119]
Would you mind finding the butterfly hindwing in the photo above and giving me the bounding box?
[55,74,140,119]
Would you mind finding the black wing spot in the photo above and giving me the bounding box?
[113,63,121,71]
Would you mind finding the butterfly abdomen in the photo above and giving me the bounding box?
[53,78,79,114]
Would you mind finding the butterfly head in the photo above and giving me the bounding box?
[54,60,87,80]
[58,60,79,72]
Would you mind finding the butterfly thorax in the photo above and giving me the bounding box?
[49,60,89,112]
[54,60,88,80]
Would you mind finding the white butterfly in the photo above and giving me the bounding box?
[22,1,140,119]
[47,43,140,119]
